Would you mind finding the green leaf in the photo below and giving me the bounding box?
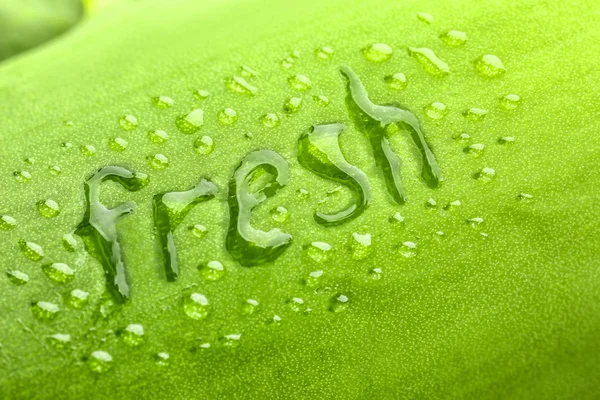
[1,0,599,398]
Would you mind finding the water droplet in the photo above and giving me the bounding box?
[6,270,29,285]
[61,142,73,151]
[190,224,208,238]
[42,262,74,284]
[270,206,290,223]
[362,43,393,62]
[283,97,303,114]
[424,102,448,120]
[267,314,282,326]
[416,11,434,23]
[176,109,204,134]
[239,65,258,77]
[0,215,17,230]
[498,136,515,144]
[14,170,32,183]
[408,47,450,77]
[62,233,78,252]
[467,217,484,228]
[499,94,521,110]
[463,108,488,121]
[315,46,334,60]
[389,212,405,224]
[122,324,145,347]
[154,352,170,366]
[147,129,169,144]
[80,145,96,156]
[67,289,89,309]
[296,188,310,199]
[48,165,62,176]
[399,241,417,258]
[304,241,332,263]
[439,30,467,46]
[218,108,238,125]
[152,96,174,108]
[147,154,169,170]
[464,143,485,157]
[19,240,44,261]
[184,293,209,320]
[518,193,534,201]
[475,167,496,182]
[31,301,59,321]
[291,50,301,58]
[453,133,471,143]
[219,333,242,348]
[369,267,382,280]
[37,199,61,218]
[225,76,258,96]
[193,135,215,155]
[198,260,225,281]
[349,232,373,260]
[119,115,138,130]
[384,73,408,90]
[48,333,71,349]
[444,200,462,210]
[288,74,312,91]
[87,351,113,373]
[287,297,307,312]
[260,113,280,128]
[330,294,349,312]
[474,54,506,78]
[280,57,295,68]
[193,89,210,100]
[304,270,323,288]
[64,120,74,127]
[24,157,36,165]
[242,299,259,315]
[313,95,330,107]
[109,137,128,152]
[425,198,437,209]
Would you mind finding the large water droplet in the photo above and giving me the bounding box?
[62,233,78,252]
[147,129,169,144]
[109,137,128,152]
[147,154,170,170]
[260,113,280,128]
[67,289,89,309]
[42,262,74,284]
[349,232,373,260]
[474,55,506,78]
[37,199,60,218]
[304,241,332,263]
[218,108,238,125]
[424,102,448,120]
[87,351,113,373]
[176,109,204,134]
[19,240,44,261]
[31,301,59,321]
[362,43,393,62]
[184,293,209,320]
[283,97,303,114]
[119,115,138,131]
[0,215,17,230]
[14,170,32,183]
[315,46,334,60]
[288,74,312,91]
[198,260,225,281]
[6,270,29,285]
[384,73,408,90]
[330,294,349,312]
[122,324,145,347]
[152,96,174,108]
[408,47,449,77]
[225,76,257,96]
[439,30,467,46]
[193,136,215,155]
[499,94,521,110]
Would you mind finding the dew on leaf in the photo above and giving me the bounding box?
[176,109,204,134]
[190,224,208,238]
[369,267,382,280]
[464,143,485,157]
[67,289,89,309]
[389,212,405,224]
[454,133,471,143]
[0,215,17,230]
[408,47,449,76]
[198,260,225,281]
[6,270,29,285]
[37,199,60,218]
[384,73,408,90]
[119,115,138,131]
[467,217,484,228]
[14,170,32,183]
[425,198,437,209]
[304,270,323,288]
[270,206,290,223]
[439,30,467,46]
[62,233,78,252]
[281,57,295,68]
[304,241,332,263]
[416,11,433,23]
[147,154,169,170]
[48,333,71,349]
[475,167,496,182]
[268,315,282,326]
[424,102,448,120]
[193,89,210,100]
[296,188,310,199]
[463,108,488,121]
[148,129,169,144]
[518,192,534,201]
[80,145,96,156]
[362,43,393,62]
[31,301,59,321]
[313,94,330,107]
[24,157,35,165]
[288,74,312,91]
[19,240,44,261]
[399,241,417,258]
[87,351,113,373]
[154,352,170,366]
[218,108,238,125]
[42,262,74,284]
[474,54,506,78]
[109,137,128,152]
[193,135,215,155]
[239,65,258,77]
[48,165,62,175]
[184,293,209,320]
[349,232,373,260]
[498,136,515,144]
[242,299,259,315]
[225,76,257,96]
[219,334,242,348]
[499,94,521,110]
[287,297,307,312]
[152,96,174,108]
[61,142,73,151]
[260,113,280,128]
[330,294,349,313]
[444,199,462,210]
[283,97,303,114]
[122,324,145,347]
[315,46,334,60]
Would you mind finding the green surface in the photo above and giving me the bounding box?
[0,0,599,398]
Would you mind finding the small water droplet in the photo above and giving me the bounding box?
[304,241,332,263]
[6,270,29,285]
[362,43,393,62]
[219,333,242,348]
[122,324,145,347]
[198,260,225,281]
[288,74,312,91]
[453,133,471,143]
[424,102,448,120]
[349,232,373,260]
[193,136,215,155]
[270,206,290,223]
[80,145,96,156]
[176,109,204,134]
[225,76,258,96]
[190,224,208,238]
[148,129,169,144]
[280,57,295,68]
[416,11,434,23]
[312,95,330,107]
[444,200,462,210]
[14,170,32,183]
[384,73,408,90]
[67,289,89,308]
[498,136,515,144]
[194,89,210,100]
[87,351,113,373]
[119,115,138,131]
[425,198,437,209]
[31,301,59,321]
[408,47,450,77]
[389,212,405,224]
[518,192,534,201]
[330,294,349,313]
[152,96,174,108]
[296,188,310,199]
[463,108,488,121]
[499,94,521,110]
[467,217,484,228]
[184,293,209,320]
[287,297,307,312]
[304,270,323,288]
[315,46,334,60]
[464,143,485,157]
[218,108,238,125]
[399,241,417,258]
[260,113,280,128]
[283,97,303,114]
[475,167,496,182]
[242,299,259,315]
[48,333,71,349]
[369,267,382,280]
[0,215,17,230]
[62,233,78,252]
[267,314,282,326]
[61,142,73,151]
[239,65,258,77]
[64,120,74,127]
[19,240,44,261]
[291,50,301,58]
[439,30,467,46]
[42,262,74,284]
[48,165,62,176]
[154,352,170,366]
[24,157,35,165]
[109,137,128,152]
[37,199,61,218]
[474,54,506,78]
[147,154,170,170]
